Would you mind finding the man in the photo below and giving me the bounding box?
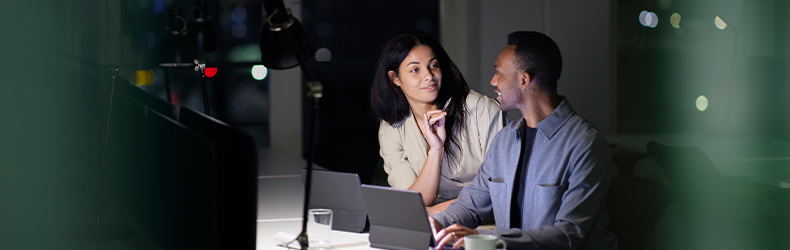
[430,31,617,250]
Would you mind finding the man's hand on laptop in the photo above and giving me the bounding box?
[430,217,479,249]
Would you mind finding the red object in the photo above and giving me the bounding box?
[205,67,218,77]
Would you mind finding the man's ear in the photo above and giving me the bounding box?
[388,70,400,87]
[520,72,532,90]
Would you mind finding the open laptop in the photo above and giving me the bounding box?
[300,169,368,233]
[360,185,455,250]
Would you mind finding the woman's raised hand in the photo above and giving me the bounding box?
[420,110,447,152]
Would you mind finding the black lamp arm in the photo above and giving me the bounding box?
[262,0,290,25]
[194,60,211,116]
[278,21,323,250]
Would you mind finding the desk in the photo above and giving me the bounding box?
[258,147,311,176]
[258,176,304,220]
[257,219,375,250]
[257,148,378,250]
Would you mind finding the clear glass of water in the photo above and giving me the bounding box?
[307,208,332,250]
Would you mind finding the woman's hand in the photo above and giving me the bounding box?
[408,109,447,206]
[419,110,447,152]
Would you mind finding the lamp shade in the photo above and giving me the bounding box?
[159,8,198,67]
[259,10,312,70]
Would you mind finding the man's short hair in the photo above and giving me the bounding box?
[507,31,562,93]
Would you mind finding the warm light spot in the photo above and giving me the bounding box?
[696,95,708,111]
[670,13,681,29]
[315,47,332,62]
[148,69,157,84]
[715,16,727,30]
[251,65,268,80]
[135,70,154,86]
[205,67,217,77]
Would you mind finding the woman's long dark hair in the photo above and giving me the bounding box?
[370,30,470,169]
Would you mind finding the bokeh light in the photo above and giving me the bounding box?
[227,44,261,62]
[315,47,332,62]
[232,23,247,38]
[153,0,165,15]
[251,65,268,80]
[639,10,658,28]
[231,6,247,23]
[715,16,727,30]
[696,95,708,111]
[670,13,681,29]
[639,10,649,26]
[205,67,217,78]
[647,12,658,28]
[135,69,156,87]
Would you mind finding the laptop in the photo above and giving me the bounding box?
[360,185,455,250]
[301,169,368,233]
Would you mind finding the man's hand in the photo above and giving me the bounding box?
[434,223,479,249]
[428,216,443,237]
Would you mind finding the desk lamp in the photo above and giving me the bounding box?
[259,0,320,249]
[157,8,198,105]
[158,7,212,116]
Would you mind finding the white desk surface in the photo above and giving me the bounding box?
[258,176,304,220]
[258,147,310,177]
[257,219,378,250]
[257,148,377,250]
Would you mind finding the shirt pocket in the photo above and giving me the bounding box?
[533,183,567,219]
[486,177,508,227]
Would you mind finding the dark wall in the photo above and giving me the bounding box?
[300,0,440,183]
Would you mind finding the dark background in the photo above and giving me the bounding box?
[2,0,789,249]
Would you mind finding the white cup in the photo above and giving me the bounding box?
[464,234,507,250]
[307,208,332,250]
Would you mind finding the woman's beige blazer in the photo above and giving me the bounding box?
[378,90,505,203]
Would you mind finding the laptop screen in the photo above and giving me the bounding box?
[361,185,451,250]
[301,169,368,233]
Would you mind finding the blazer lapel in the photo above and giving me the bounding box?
[404,113,428,174]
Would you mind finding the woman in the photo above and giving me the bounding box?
[370,31,504,215]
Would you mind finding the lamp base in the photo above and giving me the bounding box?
[298,230,309,250]
[66,224,137,241]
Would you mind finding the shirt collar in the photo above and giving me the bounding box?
[513,96,575,140]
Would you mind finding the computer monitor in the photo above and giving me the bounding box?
[115,79,177,120]
[179,106,258,249]
[113,109,218,250]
